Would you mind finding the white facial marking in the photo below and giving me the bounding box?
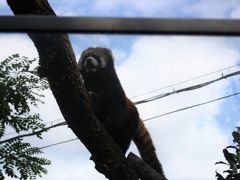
[83,56,99,72]
[85,56,98,66]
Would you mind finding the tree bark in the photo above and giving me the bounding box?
[128,153,167,180]
[6,0,138,179]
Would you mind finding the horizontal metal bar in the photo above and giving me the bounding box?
[1,15,240,35]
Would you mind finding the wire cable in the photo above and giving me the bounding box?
[39,138,78,150]
[132,63,240,99]
[2,71,239,145]
[4,65,240,137]
[134,70,240,105]
[143,91,240,122]
[36,91,240,150]
[2,72,240,144]
[3,118,64,137]
[0,121,67,144]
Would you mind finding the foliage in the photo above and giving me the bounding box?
[215,127,240,180]
[0,54,50,179]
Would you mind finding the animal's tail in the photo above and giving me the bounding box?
[133,120,166,178]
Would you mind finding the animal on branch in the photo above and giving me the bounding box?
[78,47,166,178]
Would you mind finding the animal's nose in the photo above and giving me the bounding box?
[83,56,98,68]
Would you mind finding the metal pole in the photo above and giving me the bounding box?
[0,16,240,35]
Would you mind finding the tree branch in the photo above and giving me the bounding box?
[127,153,167,180]
[6,0,138,179]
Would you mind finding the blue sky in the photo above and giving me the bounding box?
[1,1,240,180]
[1,0,240,18]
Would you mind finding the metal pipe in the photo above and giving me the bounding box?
[0,16,240,35]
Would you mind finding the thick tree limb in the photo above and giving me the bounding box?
[6,0,138,179]
[127,153,167,180]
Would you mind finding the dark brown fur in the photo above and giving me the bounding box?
[78,47,166,177]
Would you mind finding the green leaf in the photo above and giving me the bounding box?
[0,55,50,179]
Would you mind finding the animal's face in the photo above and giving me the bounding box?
[78,47,114,73]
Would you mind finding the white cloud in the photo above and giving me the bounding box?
[116,36,239,179]
[0,1,6,7]
[46,0,240,18]
[0,34,38,60]
[48,0,89,16]
[2,0,240,19]
[0,1,9,11]
[230,6,240,19]
[89,0,189,17]
[186,0,240,18]
[1,31,240,180]
[38,152,105,180]
[118,36,239,97]
[112,48,127,64]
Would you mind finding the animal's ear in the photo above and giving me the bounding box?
[106,48,113,55]
[105,48,115,62]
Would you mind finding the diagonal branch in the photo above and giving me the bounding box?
[127,153,167,180]
[6,0,138,179]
